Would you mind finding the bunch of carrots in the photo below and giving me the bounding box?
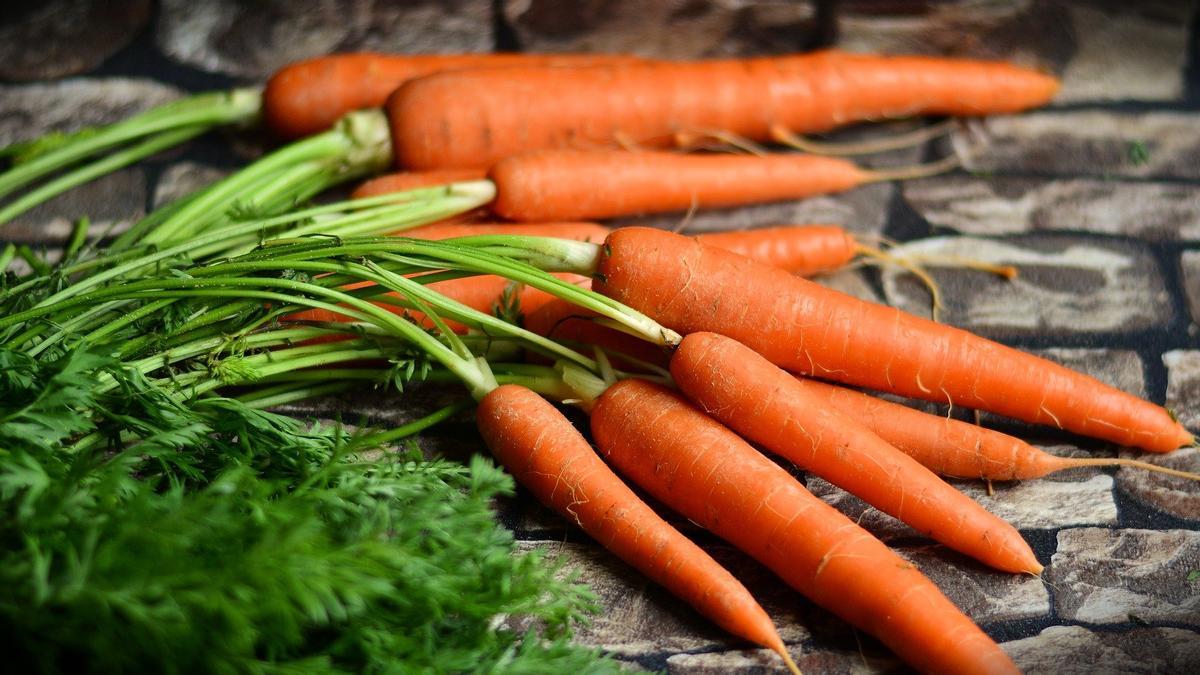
[3,47,1197,675]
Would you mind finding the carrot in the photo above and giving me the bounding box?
[796,378,1200,482]
[670,331,1040,573]
[401,221,612,243]
[488,150,948,222]
[388,50,1059,169]
[263,52,645,140]
[352,169,489,198]
[590,378,1020,675]
[523,298,670,370]
[476,384,799,673]
[591,227,1191,453]
[696,225,858,278]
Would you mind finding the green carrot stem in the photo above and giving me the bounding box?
[235,380,358,409]
[0,88,261,200]
[0,243,15,271]
[0,125,207,226]
[63,217,90,260]
[344,401,473,449]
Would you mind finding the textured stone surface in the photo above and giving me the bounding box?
[1033,348,1146,399]
[1049,528,1200,625]
[0,78,181,143]
[666,648,902,675]
[902,175,1200,240]
[899,546,1050,622]
[810,473,1117,540]
[1116,447,1200,523]
[156,0,492,79]
[501,0,819,58]
[1164,351,1200,432]
[880,235,1172,334]
[1003,625,1200,675]
[954,111,1200,180]
[838,1,1195,103]
[152,162,232,209]
[0,0,152,81]
[1183,252,1200,326]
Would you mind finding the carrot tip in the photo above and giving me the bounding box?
[776,646,803,675]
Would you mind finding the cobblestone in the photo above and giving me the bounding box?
[1003,625,1200,675]
[1049,528,1200,625]
[0,0,152,81]
[880,235,1173,335]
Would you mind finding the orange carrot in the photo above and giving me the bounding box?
[476,384,799,672]
[487,150,946,222]
[591,227,1191,452]
[523,298,669,369]
[798,378,1200,482]
[401,221,612,243]
[264,52,645,140]
[591,378,1020,675]
[670,331,1040,573]
[696,225,858,277]
[352,168,489,198]
[388,50,1059,169]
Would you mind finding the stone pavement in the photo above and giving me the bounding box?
[1,1,1197,672]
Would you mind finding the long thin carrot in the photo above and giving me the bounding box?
[476,384,800,673]
[798,378,1200,482]
[590,378,1019,675]
[670,331,1040,574]
[263,52,644,140]
[696,225,858,277]
[388,50,1059,169]
[488,150,949,222]
[591,227,1191,452]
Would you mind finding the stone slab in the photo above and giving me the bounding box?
[1048,527,1200,625]
[156,0,493,79]
[954,111,1200,180]
[1003,625,1200,675]
[1164,350,1200,432]
[0,78,181,144]
[1116,447,1200,523]
[902,175,1200,241]
[501,0,819,59]
[0,0,152,82]
[880,235,1173,335]
[1183,252,1200,327]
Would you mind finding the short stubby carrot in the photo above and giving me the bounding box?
[476,384,798,670]
[489,150,869,222]
[263,52,645,139]
[799,378,1200,482]
[590,379,1020,675]
[389,50,1060,169]
[696,225,858,277]
[670,331,1041,574]
[591,227,1191,452]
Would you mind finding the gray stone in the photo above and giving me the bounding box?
[1049,528,1200,625]
[501,0,819,59]
[156,0,492,79]
[901,175,1200,240]
[898,546,1050,623]
[837,1,1195,103]
[1116,447,1200,522]
[1164,350,1200,432]
[0,78,181,144]
[1003,625,1200,675]
[880,235,1172,336]
[0,0,152,81]
[610,182,894,238]
[667,648,900,675]
[152,163,232,210]
[3,169,146,241]
[809,472,1117,539]
[814,268,880,305]
[954,111,1200,180]
[1183,252,1200,327]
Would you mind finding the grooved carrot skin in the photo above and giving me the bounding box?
[696,225,857,277]
[389,50,1060,169]
[592,227,1191,453]
[352,168,488,198]
[591,379,1020,675]
[670,332,1041,574]
[476,384,789,655]
[264,52,644,139]
[797,378,1072,480]
[489,150,867,221]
